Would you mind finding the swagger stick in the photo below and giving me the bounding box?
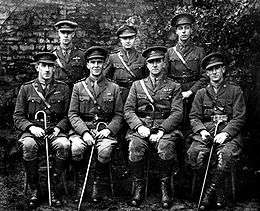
[35,110,52,206]
[197,120,223,210]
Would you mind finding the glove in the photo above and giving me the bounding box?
[200,129,211,141]
[47,127,60,140]
[137,125,150,138]
[95,129,111,139]
[29,126,45,138]
[214,132,229,144]
[83,131,95,145]
[149,130,164,143]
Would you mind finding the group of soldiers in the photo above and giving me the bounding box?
[13,12,246,210]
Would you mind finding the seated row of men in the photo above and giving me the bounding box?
[13,44,246,210]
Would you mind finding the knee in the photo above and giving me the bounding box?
[54,137,71,160]
[128,140,145,162]
[217,151,233,170]
[70,136,86,161]
[158,141,175,160]
[98,146,112,163]
[21,137,38,161]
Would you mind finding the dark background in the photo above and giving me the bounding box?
[0,0,260,210]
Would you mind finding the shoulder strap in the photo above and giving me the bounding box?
[117,52,136,78]
[81,81,97,104]
[140,80,154,103]
[32,83,51,109]
[173,46,191,70]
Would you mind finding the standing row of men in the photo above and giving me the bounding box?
[13,13,246,210]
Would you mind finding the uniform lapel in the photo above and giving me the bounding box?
[45,80,56,98]
[143,77,154,93]
[34,79,45,95]
[154,76,166,93]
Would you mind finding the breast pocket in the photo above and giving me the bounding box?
[203,102,214,117]
[103,96,114,113]
[27,96,41,114]
[79,95,91,113]
[49,97,64,113]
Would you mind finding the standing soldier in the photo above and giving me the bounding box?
[104,24,148,169]
[13,52,71,208]
[68,46,123,203]
[53,20,87,89]
[165,13,207,133]
[187,52,246,210]
[124,46,183,208]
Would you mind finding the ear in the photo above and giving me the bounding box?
[206,70,210,77]
[222,66,226,74]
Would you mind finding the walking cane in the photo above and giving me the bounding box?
[35,110,52,206]
[77,122,108,211]
[197,119,224,210]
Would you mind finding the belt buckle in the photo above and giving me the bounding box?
[212,114,228,123]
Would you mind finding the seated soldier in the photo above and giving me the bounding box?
[124,46,183,208]
[187,52,246,210]
[13,52,71,208]
[68,46,123,203]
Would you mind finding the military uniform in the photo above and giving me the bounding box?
[187,52,246,210]
[124,46,183,208]
[53,20,88,89]
[13,52,71,207]
[104,25,147,103]
[165,13,207,131]
[53,46,87,88]
[68,46,123,202]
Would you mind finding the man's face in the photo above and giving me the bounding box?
[37,62,55,81]
[87,59,105,77]
[119,35,136,49]
[206,64,225,83]
[58,30,75,45]
[176,24,192,42]
[146,58,165,76]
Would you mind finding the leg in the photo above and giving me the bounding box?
[157,136,178,209]
[91,138,116,202]
[214,141,241,208]
[19,136,40,208]
[69,134,88,203]
[50,136,70,206]
[128,135,148,207]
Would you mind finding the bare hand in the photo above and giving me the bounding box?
[29,126,45,138]
[182,90,192,99]
[200,130,211,141]
[137,125,150,138]
[214,132,229,144]
[47,127,60,140]
[149,130,164,143]
[83,132,95,145]
[95,129,111,139]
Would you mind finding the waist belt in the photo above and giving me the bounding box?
[80,114,111,123]
[137,112,170,119]
[116,80,133,88]
[171,75,197,83]
[203,114,229,123]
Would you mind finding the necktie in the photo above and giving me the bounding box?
[93,80,99,96]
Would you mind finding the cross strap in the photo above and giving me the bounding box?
[117,52,136,78]
[32,83,51,109]
[81,81,97,104]
[173,46,191,71]
[140,79,154,104]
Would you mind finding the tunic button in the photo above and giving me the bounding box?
[214,108,217,110]
[97,106,101,110]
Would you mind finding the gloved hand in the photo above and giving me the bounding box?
[137,125,150,138]
[149,130,164,143]
[182,90,192,99]
[29,125,45,138]
[47,127,60,140]
[83,131,95,145]
[200,129,211,141]
[95,129,111,139]
[214,132,229,144]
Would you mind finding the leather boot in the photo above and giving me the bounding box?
[199,169,225,211]
[91,161,110,202]
[51,158,66,207]
[24,160,39,208]
[161,177,171,208]
[159,159,173,208]
[130,160,145,207]
[216,186,225,208]
[72,160,85,203]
